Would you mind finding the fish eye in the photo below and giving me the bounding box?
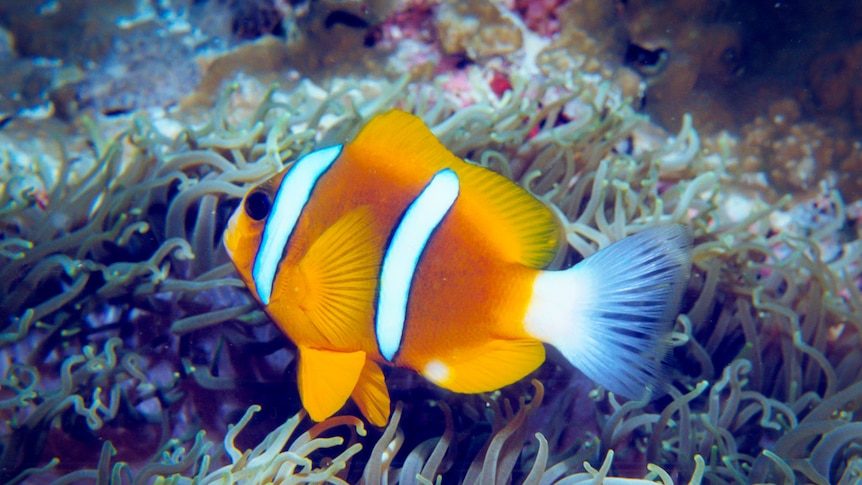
[624,43,669,76]
[244,191,272,221]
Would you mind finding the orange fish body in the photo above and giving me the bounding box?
[224,110,691,426]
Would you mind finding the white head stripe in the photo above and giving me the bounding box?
[252,145,343,305]
[376,169,460,361]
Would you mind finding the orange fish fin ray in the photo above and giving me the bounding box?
[351,109,561,268]
[295,206,381,348]
[350,359,391,426]
[298,346,366,422]
[451,160,562,268]
[525,225,693,400]
[421,339,545,394]
[347,110,455,175]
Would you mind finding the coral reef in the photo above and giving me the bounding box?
[77,28,200,116]
[0,1,861,484]
[227,0,286,40]
[698,97,862,202]
[435,2,522,60]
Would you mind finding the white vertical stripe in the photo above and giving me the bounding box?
[252,145,342,305]
[376,169,460,361]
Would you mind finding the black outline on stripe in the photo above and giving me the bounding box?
[373,169,460,363]
[251,145,344,303]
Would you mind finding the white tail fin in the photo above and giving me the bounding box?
[524,225,692,400]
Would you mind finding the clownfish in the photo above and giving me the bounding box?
[224,109,692,426]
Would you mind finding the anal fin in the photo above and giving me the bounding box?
[350,359,391,426]
[421,339,545,394]
[298,346,366,422]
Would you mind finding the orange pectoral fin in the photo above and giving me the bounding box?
[350,359,391,426]
[421,339,546,394]
[298,346,366,422]
[292,206,382,349]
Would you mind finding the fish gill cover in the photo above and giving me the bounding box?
[0,1,861,484]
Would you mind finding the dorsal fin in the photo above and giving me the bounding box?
[449,160,562,268]
[348,110,561,268]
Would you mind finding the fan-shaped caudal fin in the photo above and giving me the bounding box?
[524,225,693,400]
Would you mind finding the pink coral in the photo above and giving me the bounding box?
[514,0,569,36]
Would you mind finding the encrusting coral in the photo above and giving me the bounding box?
[1,27,861,483]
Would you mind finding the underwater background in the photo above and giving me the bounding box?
[1,0,861,483]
